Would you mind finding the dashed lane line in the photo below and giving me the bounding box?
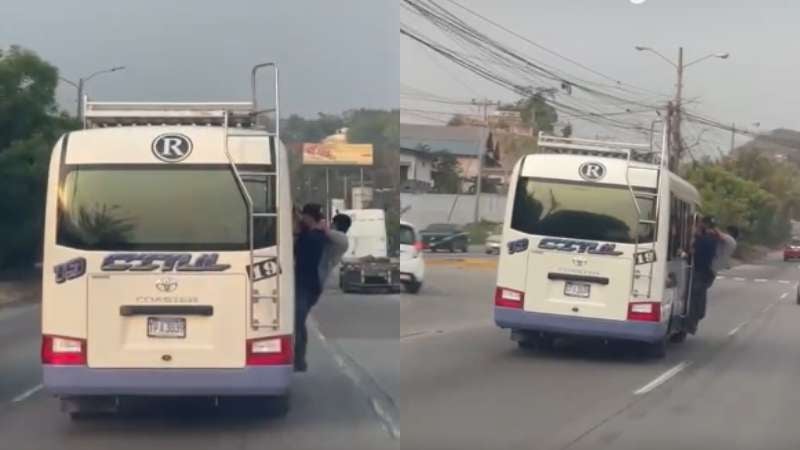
[633,361,692,395]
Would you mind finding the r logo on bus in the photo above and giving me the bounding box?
[152,134,193,163]
[578,162,606,181]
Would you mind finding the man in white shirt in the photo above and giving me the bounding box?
[712,225,739,274]
[318,214,351,288]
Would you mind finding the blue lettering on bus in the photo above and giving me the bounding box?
[507,238,529,255]
[538,238,623,256]
[101,253,231,272]
[54,257,87,284]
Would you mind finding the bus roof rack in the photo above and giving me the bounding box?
[537,132,661,164]
[83,101,268,128]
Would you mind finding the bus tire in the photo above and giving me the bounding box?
[264,394,291,418]
[642,338,667,359]
[403,281,422,294]
[669,331,688,343]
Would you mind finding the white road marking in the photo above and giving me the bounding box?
[717,275,727,280]
[11,384,42,403]
[733,277,746,282]
[781,293,789,299]
[779,280,792,284]
[634,361,691,395]
[754,278,768,283]
[728,321,748,336]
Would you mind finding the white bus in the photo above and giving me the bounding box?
[41,64,295,417]
[494,131,700,358]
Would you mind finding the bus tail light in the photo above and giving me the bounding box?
[627,302,661,322]
[246,335,293,365]
[412,241,424,257]
[41,335,86,365]
[495,287,524,309]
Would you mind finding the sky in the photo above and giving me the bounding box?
[1,0,398,118]
[401,0,800,153]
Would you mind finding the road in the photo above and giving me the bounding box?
[0,282,398,450]
[403,252,800,450]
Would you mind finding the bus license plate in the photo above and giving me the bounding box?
[147,317,186,338]
[564,282,590,298]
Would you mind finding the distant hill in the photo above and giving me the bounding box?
[734,128,800,165]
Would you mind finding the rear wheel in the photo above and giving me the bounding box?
[669,330,688,343]
[403,281,422,294]
[641,337,667,359]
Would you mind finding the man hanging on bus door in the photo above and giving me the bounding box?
[294,204,327,372]
[688,216,719,333]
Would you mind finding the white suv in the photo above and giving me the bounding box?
[399,221,425,294]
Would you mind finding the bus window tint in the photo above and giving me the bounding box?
[57,167,276,251]
[510,177,655,243]
[399,225,415,245]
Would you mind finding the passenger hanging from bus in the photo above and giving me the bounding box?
[319,214,352,287]
[294,203,328,372]
[712,225,739,273]
[688,216,719,334]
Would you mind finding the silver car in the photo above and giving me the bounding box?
[485,234,502,254]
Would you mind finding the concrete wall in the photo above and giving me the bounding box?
[400,193,507,229]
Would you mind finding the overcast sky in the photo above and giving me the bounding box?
[1,0,398,118]
[402,0,800,152]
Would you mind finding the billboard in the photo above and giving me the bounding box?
[302,142,374,166]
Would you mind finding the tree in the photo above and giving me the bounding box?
[561,123,573,138]
[447,114,467,127]
[431,150,461,194]
[0,47,78,269]
[511,90,559,133]
[0,46,60,151]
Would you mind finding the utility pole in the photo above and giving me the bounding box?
[673,47,684,168]
[472,99,492,224]
[59,66,126,123]
[635,46,728,170]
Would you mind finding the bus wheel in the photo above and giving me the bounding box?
[641,338,667,359]
[669,331,688,344]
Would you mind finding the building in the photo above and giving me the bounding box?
[400,146,435,193]
[400,123,535,193]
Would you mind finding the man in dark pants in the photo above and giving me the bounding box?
[688,216,719,334]
[293,204,327,372]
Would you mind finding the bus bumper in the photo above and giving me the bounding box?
[43,365,292,396]
[494,307,667,343]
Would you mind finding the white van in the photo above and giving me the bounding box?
[339,209,399,292]
[41,64,295,416]
[399,221,425,294]
[494,131,700,357]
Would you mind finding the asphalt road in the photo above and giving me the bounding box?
[402,253,800,450]
[0,284,398,450]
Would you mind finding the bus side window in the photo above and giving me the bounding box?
[668,195,680,260]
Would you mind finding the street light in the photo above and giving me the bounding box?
[635,46,729,168]
[59,66,126,121]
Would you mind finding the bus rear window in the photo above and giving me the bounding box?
[57,166,276,251]
[510,177,655,244]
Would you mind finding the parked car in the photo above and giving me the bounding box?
[420,223,469,253]
[399,221,425,294]
[485,234,502,254]
[784,238,800,261]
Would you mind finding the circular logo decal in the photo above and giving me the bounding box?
[578,162,607,181]
[152,134,192,163]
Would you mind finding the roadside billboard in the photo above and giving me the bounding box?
[302,142,374,166]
